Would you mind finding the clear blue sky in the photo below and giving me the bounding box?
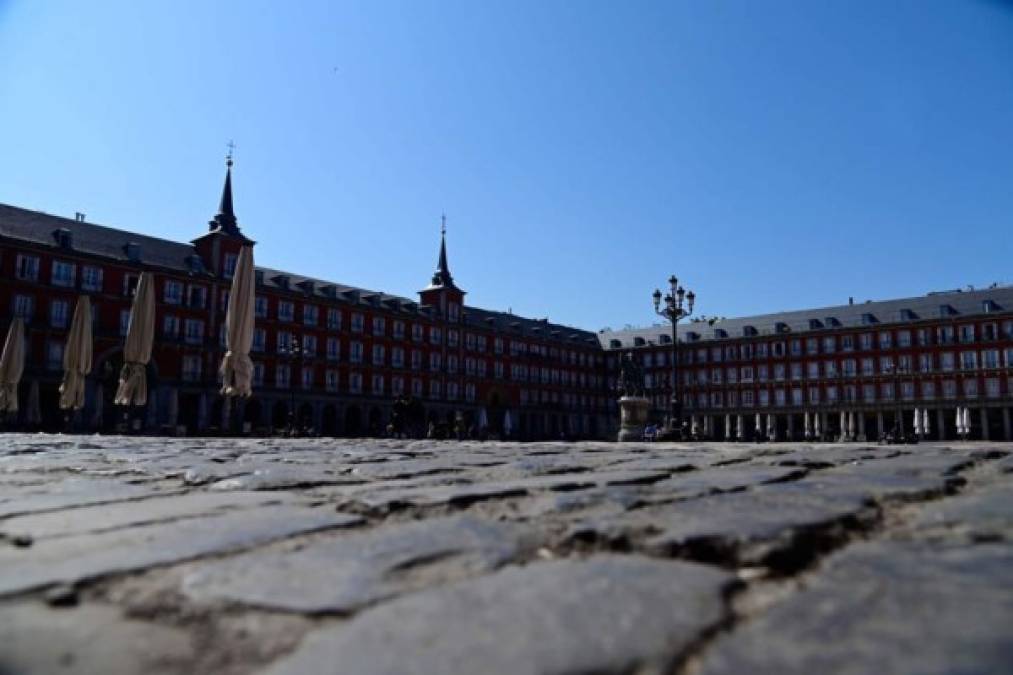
[2,1,1011,331]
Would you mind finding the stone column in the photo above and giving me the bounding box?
[876,411,885,437]
[197,392,209,431]
[980,408,990,441]
[858,412,866,441]
[787,413,795,439]
[937,408,946,440]
[1003,407,1011,441]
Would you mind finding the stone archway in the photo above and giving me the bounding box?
[345,405,362,437]
[321,404,339,437]
[272,401,289,430]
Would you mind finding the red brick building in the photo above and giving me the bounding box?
[0,160,609,437]
[600,288,1013,441]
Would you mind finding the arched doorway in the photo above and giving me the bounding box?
[321,404,339,436]
[272,401,289,430]
[298,402,314,433]
[368,406,383,436]
[243,399,263,433]
[345,405,362,437]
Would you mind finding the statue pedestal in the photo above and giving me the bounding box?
[617,396,651,442]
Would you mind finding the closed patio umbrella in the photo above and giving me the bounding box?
[754,412,761,434]
[724,414,731,439]
[477,407,488,429]
[814,412,822,438]
[503,410,513,437]
[803,411,811,436]
[767,413,775,440]
[220,246,256,397]
[114,272,155,406]
[913,408,923,435]
[0,318,25,414]
[922,409,931,436]
[736,414,744,440]
[848,411,856,439]
[59,295,93,410]
[839,411,847,440]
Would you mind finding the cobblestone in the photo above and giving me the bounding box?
[0,434,1011,674]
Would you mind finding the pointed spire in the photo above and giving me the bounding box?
[430,214,459,290]
[209,143,240,235]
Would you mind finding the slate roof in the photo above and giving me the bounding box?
[0,202,595,344]
[0,203,207,274]
[599,286,1013,350]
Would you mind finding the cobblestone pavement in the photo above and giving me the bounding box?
[1,434,1012,674]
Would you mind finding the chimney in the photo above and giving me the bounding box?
[74,212,86,222]
[848,296,854,305]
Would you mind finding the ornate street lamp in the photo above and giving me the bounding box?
[279,338,303,436]
[653,275,695,439]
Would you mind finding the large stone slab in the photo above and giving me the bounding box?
[0,477,165,519]
[183,516,530,613]
[266,555,733,675]
[0,491,305,541]
[0,506,362,596]
[697,541,1013,675]
[0,601,195,675]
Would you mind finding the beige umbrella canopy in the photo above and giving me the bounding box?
[114,272,155,406]
[59,295,93,410]
[0,318,25,414]
[220,246,256,397]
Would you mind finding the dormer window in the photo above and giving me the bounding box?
[775,322,789,333]
[939,304,957,317]
[900,308,917,321]
[124,242,142,262]
[825,317,841,327]
[743,325,758,337]
[609,339,622,349]
[861,313,878,325]
[686,331,700,342]
[53,228,73,249]
[274,275,290,291]
[660,334,672,344]
[808,319,823,330]
[983,299,1001,313]
[634,337,646,346]
[714,328,728,339]
[254,270,264,286]
[223,253,238,279]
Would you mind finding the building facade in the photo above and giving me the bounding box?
[600,288,1013,441]
[0,162,609,438]
[2,159,1011,441]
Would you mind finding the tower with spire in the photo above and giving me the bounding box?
[419,215,465,320]
[192,146,254,277]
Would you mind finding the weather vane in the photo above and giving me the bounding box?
[226,140,236,167]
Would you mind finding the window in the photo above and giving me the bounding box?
[963,378,978,398]
[122,274,139,297]
[897,330,911,347]
[393,321,405,339]
[982,349,999,369]
[901,381,915,400]
[861,358,874,375]
[303,305,319,327]
[791,388,803,406]
[448,302,459,322]
[350,341,363,363]
[326,370,339,392]
[392,347,404,368]
[808,386,820,404]
[49,300,69,328]
[164,280,183,304]
[807,362,819,379]
[758,390,769,407]
[940,352,955,371]
[446,381,459,400]
[985,378,1000,398]
[164,315,181,339]
[878,331,892,349]
[447,354,458,374]
[937,326,954,345]
[824,360,838,378]
[961,351,977,371]
[412,324,424,342]
[351,313,364,332]
[276,364,291,388]
[372,316,385,335]
[51,261,75,287]
[959,324,975,343]
[429,380,442,400]
[919,354,932,372]
[862,384,876,402]
[301,366,314,390]
[916,329,931,346]
[119,309,131,336]
[278,301,294,322]
[349,372,363,394]
[302,334,317,357]
[921,381,935,399]
[430,327,442,345]
[15,255,39,281]
[252,327,266,352]
[757,364,768,382]
[841,335,854,351]
[411,349,422,370]
[790,363,802,380]
[81,266,103,291]
[326,337,340,361]
[182,355,202,382]
[372,344,385,365]
[253,363,265,387]
[46,341,63,370]
[806,338,819,355]
[187,285,207,309]
[326,308,342,330]
[773,364,786,381]
[223,253,238,279]
[277,331,293,353]
[879,356,894,372]
[859,333,873,350]
[184,319,204,345]
[494,361,504,379]
[790,340,802,357]
[392,376,405,396]
[880,382,894,400]
[843,359,856,376]
[430,352,442,372]
[775,389,786,406]
[465,383,476,402]
[942,379,957,399]
[494,337,504,354]
[982,323,998,341]
[448,329,459,347]
[255,296,268,319]
[412,378,423,397]
[741,366,754,383]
